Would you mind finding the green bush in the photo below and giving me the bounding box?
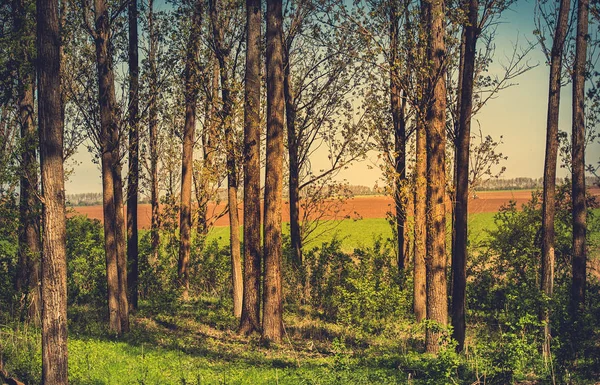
[66,215,106,306]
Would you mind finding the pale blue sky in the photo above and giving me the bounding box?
[65,0,600,195]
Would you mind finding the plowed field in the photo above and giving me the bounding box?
[71,188,600,229]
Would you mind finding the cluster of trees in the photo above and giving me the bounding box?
[0,0,598,381]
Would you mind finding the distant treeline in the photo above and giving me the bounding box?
[476,176,599,191]
[66,177,599,206]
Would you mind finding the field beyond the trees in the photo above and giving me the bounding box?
[71,188,600,228]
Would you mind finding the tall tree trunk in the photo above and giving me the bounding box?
[178,0,203,300]
[240,0,262,335]
[389,0,407,272]
[263,0,285,343]
[148,0,160,265]
[209,0,243,318]
[424,0,448,354]
[14,0,41,322]
[413,118,427,323]
[540,0,570,358]
[451,0,478,352]
[571,0,588,316]
[412,0,427,323]
[37,0,69,379]
[94,0,125,334]
[283,48,302,267]
[127,0,140,310]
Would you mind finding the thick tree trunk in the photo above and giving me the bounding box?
[37,0,69,380]
[540,0,570,358]
[571,0,588,316]
[412,0,427,324]
[127,0,140,310]
[94,0,126,334]
[389,0,407,272]
[413,119,427,323]
[148,0,160,266]
[240,0,262,335]
[178,0,203,300]
[424,0,448,354]
[283,49,302,267]
[451,0,478,352]
[263,0,285,343]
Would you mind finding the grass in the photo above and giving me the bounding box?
[205,212,499,253]
[3,299,413,385]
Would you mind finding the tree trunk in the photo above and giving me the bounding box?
[389,0,407,272]
[263,0,285,343]
[571,0,588,316]
[413,119,427,323]
[412,0,427,324]
[94,0,125,334]
[283,48,302,267]
[114,163,129,332]
[424,0,448,354]
[14,0,41,321]
[148,0,160,266]
[451,0,478,352]
[209,0,243,318]
[240,0,262,335]
[37,0,69,379]
[178,0,203,300]
[540,0,570,358]
[127,0,140,310]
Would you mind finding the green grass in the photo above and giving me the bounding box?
[205,212,499,253]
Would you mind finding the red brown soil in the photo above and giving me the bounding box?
[71,188,600,229]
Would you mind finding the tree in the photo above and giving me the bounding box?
[263,0,285,342]
[87,0,130,334]
[450,0,479,352]
[536,0,570,357]
[209,0,244,318]
[388,0,408,271]
[571,0,588,316]
[283,0,367,267]
[13,0,41,322]
[147,0,160,265]
[178,0,203,300]
[37,0,69,379]
[240,0,262,335]
[423,0,448,354]
[127,0,140,310]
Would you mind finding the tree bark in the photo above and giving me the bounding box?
[413,119,427,323]
[539,0,570,358]
[263,0,285,343]
[14,0,41,322]
[114,163,129,332]
[178,0,203,300]
[424,0,448,354]
[571,0,588,316]
[37,0,69,379]
[451,0,478,352]
[389,1,407,271]
[127,0,140,310]
[283,47,302,267]
[240,0,262,335]
[148,0,160,266]
[209,0,243,318]
[94,0,126,334]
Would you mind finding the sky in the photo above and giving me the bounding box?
[65,0,600,195]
